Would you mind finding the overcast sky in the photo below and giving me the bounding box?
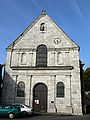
[0,0,90,70]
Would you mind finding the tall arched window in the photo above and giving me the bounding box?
[36,44,47,67]
[57,82,64,97]
[17,81,25,97]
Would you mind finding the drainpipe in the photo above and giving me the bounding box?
[70,74,73,114]
[29,75,32,106]
[54,75,57,113]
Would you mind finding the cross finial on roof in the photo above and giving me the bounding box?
[42,9,46,14]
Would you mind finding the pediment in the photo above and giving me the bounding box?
[7,13,79,51]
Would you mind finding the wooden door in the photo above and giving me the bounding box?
[33,83,47,112]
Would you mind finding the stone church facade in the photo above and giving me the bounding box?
[2,10,83,115]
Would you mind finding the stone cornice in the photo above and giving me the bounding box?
[7,47,78,52]
[11,66,74,70]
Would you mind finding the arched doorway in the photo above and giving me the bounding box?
[33,83,47,112]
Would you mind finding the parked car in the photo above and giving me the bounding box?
[13,104,33,116]
[86,101,90,113]
[86,104,90,113]
[0,104,21,119]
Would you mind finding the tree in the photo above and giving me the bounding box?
[84,67,90,91]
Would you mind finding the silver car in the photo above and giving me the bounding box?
[13,104,33,116]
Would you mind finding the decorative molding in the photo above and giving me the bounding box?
[7,47,79,52]
[12,72,71,76]
[11,66,74,70]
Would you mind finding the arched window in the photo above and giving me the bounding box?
[36,44,47,67]
[40,23,45,31]
[17,81,25,97]
[57,82,64,97]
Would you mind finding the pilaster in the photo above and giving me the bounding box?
[26,75,33,107]
[48,75,56,113]
[65,74,73,114]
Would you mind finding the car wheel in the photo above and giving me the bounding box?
[8,113,14,119]
[22,111,27,117]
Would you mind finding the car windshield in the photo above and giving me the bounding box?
[24,105,30,108]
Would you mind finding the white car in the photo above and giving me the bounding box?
[13,104,33,116]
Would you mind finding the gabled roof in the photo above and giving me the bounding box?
[6,10,80,50]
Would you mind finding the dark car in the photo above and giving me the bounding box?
[86,101,90,113]
[86,105,90,113]
[0,104,21,119]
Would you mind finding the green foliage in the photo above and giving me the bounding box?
[85,93,90,99]
[84,67,90,91]
[87,93,90,99]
